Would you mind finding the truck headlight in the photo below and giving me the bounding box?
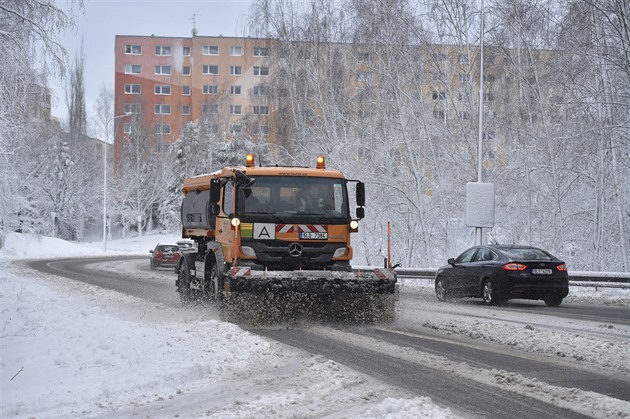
[333,247,347,258]
[349,220,359,232]
[241,246,256,257]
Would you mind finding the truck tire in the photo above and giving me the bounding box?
[177,258,193,306]
[208,259,225,303]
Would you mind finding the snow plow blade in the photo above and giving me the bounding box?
[226,267,397,295]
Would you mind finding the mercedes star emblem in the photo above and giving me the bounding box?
[288,243,303,257]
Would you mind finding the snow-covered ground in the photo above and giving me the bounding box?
[1,232,629,418]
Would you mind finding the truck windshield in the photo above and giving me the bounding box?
[236,176,349,221]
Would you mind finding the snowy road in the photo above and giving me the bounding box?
[23,255,630,418]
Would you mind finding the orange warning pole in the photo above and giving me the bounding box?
[387,221,392,269]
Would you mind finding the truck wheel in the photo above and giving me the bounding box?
[177,259,193,306]
[209,261,225,303]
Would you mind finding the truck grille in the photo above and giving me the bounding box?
[242,239,343,270]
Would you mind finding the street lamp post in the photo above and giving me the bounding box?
[103,112,131,251]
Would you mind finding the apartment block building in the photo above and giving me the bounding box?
[114,35,274,164]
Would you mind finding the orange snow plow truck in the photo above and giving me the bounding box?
[176,154,397,319]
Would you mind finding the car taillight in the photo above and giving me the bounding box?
[502,263,527,271]
[556,264,568,272]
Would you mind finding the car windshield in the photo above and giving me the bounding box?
[158,245,179,252]
[501,247,553,260]
[236,176,349,221]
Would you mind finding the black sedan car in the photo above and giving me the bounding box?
[435,245,569,306]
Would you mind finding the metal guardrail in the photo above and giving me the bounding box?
[353,266,630,289]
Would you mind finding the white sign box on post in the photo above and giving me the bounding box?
[465,182,495,228]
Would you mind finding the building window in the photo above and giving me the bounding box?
[182,105,191,115]
[155,46,171,56]
[253,105,269,115]
[182,85,191,96]
[230,46,243,56]
[432,91,446,100]
[483,74,497,83]
[230,85,241,95]
[256,124,269,135]
[459,54,470,64]
[458,111,471,120]
[357,72,372,82]
[253,66,269,76]
[203,65,219,75]
[202,104,219,114]
[433,110,446,119]
[124,103,140,114]
[183,46,191,56]
[154,84,171,95]
[484,92,495,102]
[123,123,132,134]
[253,85,268,96]
[358,52,371,63]
[154,124,171,134]
[125,44,141,55]
[230,66,242,76]
[230,124,241,134]
[459,73,471,82]
[183,66,191,76]
[432,72,447,82]
[203,84,218,95]
[124,84,141,94]
[154,104,171,114]
[230,105,242,115]
[155,65,171,75]
[432,52,447,62]
[254,47,269,57]
[202,45,219,55]
[124,64,141,74]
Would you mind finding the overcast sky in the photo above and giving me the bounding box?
[52,0,254,127]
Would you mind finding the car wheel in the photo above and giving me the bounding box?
[482,279,502,306]
[150,260,155,270]
[177,259,193,306]
[435,277,450,302]
[544,295,563,307]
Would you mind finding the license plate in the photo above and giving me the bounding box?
[532,268,552,275]
[299,232,327,240]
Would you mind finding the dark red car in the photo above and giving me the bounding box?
[149,244,181,270]
[435,245,569,306]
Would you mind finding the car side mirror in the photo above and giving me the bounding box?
[448,258,455,266]
[150,250,154,253]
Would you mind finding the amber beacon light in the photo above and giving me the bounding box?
[246,153,255,167]
[316,156,326,169]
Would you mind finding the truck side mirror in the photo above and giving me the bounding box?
[211,204,220,216]
[356,207,365,219]
[356,182,365,207]
[209,178,221,204]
